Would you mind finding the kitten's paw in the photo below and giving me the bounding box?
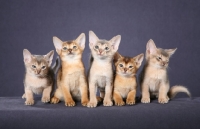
[22,94,26,99]
[158,98,169,104]
[141,98,150,103]
[50,97,60,104]
[126,99,135,105]
[103,100,113,106]
[81,100,89,106]
[87,101,97,108]
[25,99,34,105]
[65,100,75,107]
[41,97,50,103]
[115,100,125,106]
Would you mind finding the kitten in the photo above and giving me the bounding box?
[50,33,89,106]
[87,31,121,108]
[140,39,191,104]
[113,52,144,106]
[22,49,54,105]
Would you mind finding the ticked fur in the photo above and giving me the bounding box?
[140,39,190,104]
[113,52,144,106]
[87,31,121,108]
[51,33,89,106]
[23,49,54,105]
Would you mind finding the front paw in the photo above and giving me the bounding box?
[103,100,113,106]
[25,99,34,105]
[126,99,135,105]
[41,97,50,103]
[81,99,89,106]
[114,100,125,106]
[65,100,75,107]
[50,96,60,104]
[87,100,97,108]
[141,98,150,103]
[158,97,169,104]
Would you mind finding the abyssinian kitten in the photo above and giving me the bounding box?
[140,39,191,104]
[22,49,54,105]
[113,52,144,106]
[87,31,121,108]
[51,33,89,106]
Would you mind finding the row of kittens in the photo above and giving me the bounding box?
[23,31,191,107]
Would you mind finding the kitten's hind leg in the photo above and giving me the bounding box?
[126,90,136,105]
[22,93,26,99]
[113,91,125,106]
[51,88,62,104]
[41,85,52,103]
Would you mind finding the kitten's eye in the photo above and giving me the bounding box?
[63,47,67,50]
[157,57,162,60]
[119,64,123,67]
[32,65,36,69]
[129,66,133,69]
[41,66,46,69]
[95,45,99,49]
[105,47,109,50]
[73,46,77,49]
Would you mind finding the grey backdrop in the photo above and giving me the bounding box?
[0,0,199,97]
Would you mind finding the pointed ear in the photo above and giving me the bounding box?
[165,48,177,57]
[134,53,144,67]
[44,50,54,66]
[89,31,99,48]
[146,39,157,55]
[23,49,32,64]
[113,52,122,62]
[53,36,63,54]
[75,33,85,49]
[110,35,121,52]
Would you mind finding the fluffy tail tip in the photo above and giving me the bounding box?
[169,85,191,99]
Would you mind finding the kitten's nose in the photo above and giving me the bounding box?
[124,68,128,72]
[99,50,102,54]
[99,50,103,55]
[37,69,41,74]
[162,62,165,66]
[68,49,72,53]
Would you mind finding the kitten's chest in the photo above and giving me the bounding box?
[25,75,48,88]
[90,61,112,76]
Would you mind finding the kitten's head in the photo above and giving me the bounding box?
[53,33,85,61]
[114,52,144,77]
[146,39,177,69]
[89,31,121,60]
[23,49,54,77]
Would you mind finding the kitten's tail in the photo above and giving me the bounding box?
[168,85,191,99]
[51,56,60,74]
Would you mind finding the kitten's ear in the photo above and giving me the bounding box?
[110,35,121,52]
[165,48,177,57]
[89,31,99,48]
[75,33,85,49]
[23,49,32,64]
[53,36,63,55]
[146,39,157,55]
[113,52,122,62]
[45,50,54,66]
[134,53,144,67]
